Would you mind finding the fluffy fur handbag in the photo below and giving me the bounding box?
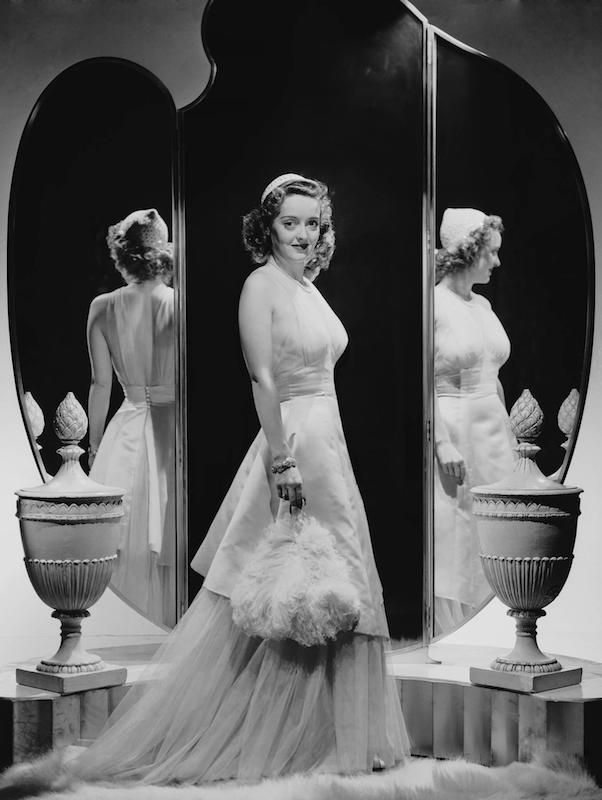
[230,510,361,646]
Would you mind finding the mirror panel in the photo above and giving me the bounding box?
[433,33,594,637]
[9,58,180,628]
[182,0,426,645]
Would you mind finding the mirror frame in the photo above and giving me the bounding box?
[8,56,186,627]
[426,25,596,645]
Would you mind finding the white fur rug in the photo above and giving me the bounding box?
[2,752,600,800]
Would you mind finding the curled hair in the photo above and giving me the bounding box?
[107,227,173,284]
[241,178,335,274]
[435,215,504,282]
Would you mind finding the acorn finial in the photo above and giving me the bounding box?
[24,392,45,440]
[53,392,88,445]
[558,388,579,437]
[510,389,544,443]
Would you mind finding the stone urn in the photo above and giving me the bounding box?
[16,393,127,694]
[469,390,583,693]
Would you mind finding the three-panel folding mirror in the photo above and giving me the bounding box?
[9,1,593,647]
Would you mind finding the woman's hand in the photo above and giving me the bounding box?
[275,465,304,508]
[436,441,466,485]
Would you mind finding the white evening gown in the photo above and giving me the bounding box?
[74,258,409,785]
[90,283,176,628]
[434,284,515,633]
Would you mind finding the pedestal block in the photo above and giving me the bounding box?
[391,651,602,786]
[15,664,126,695]
[470,665,583,693]
[0,683,131,768]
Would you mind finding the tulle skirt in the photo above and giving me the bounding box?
[74,588,410,785]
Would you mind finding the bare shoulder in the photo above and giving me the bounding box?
[240,266,278,301]
[153,283,174,306]
[88,291,113,321]
[243,265,276,289]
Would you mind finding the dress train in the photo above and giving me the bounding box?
[73,588,409,784]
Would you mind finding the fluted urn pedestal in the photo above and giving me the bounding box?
[16,393,127,695]
[469,435,582,693]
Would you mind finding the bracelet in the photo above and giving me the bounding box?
[88,446,98,457]
[271,456,297,474]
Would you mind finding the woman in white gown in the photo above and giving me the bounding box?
[434,208,515,635]
[87,209,176,628]
[57,173,409,786]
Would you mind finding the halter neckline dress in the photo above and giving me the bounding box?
[75,258,409,785]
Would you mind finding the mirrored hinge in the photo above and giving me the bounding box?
[426,35,433,66]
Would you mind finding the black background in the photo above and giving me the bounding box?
[182,0,426,642]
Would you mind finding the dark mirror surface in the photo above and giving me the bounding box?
[9,58,179,628]
[433,33,594,637]
[183,0,426,645]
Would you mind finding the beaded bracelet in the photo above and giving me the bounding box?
[271,456,297,474]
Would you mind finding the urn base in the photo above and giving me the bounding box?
[16,663,127,695]
[470,664,582,693]
[492,654,561,673]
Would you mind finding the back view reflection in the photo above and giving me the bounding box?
[87,209,176,628]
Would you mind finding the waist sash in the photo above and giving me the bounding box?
[122,384,175,407]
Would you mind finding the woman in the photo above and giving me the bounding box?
[434,207,515,635]
[87,208,176,628]
[48,173,408,787]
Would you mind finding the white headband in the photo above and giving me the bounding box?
[261,173,310,204]
[440,208,487,252]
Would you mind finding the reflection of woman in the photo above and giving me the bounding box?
[87,209,175,628]
[434,208,515,634]
[63,174,409,785]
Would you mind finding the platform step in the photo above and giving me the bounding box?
[0,683,131,767]
[393,672,602,784]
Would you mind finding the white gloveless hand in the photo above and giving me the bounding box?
[275,465,304,508]
[436,441,466,485]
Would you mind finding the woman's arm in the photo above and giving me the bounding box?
[434,300,465,485]
[434,394,465,485]
[238,274,303,506]
[86,296,113,467]
[496,377,507,407]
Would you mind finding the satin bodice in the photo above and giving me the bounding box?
[434,284,510,397]
[259,259,348,401]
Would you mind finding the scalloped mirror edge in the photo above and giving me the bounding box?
[8,56,187,629]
